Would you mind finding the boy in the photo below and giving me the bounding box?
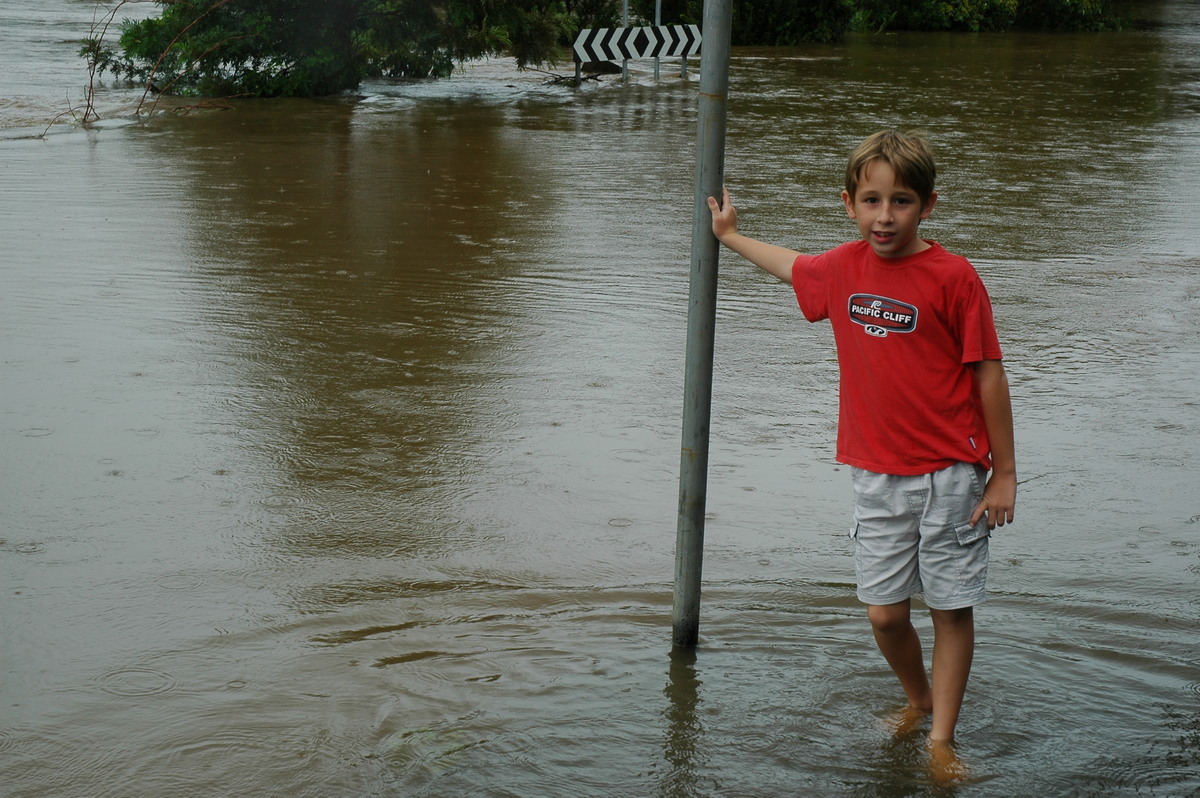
[708,130,1016,778]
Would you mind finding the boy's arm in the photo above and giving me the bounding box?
[971,359,1016,529]
[707,186,802,284]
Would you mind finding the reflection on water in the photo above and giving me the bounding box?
[3,0,1200,796]
[661,647,706,796]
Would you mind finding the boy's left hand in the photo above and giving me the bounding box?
[708,185,738,241]
[971,471,1016,530]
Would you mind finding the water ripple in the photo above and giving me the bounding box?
[95,666,179,697]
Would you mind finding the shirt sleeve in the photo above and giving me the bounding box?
[956,271,1004,363]
[792,252,831,323]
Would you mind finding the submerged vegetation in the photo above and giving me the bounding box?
[85,0,1138,99]
[86,0,583,97]
[637,0,1134,41]
[844,0,1130,34]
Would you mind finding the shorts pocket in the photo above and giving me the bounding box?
[953,519,990,546]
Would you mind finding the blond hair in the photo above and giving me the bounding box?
[845,130,937,207]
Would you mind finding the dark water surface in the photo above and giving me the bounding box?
[3,2,1199,796]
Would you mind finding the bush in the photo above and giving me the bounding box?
[848,0,1127,32]
[632,0,852,45]
[92,0,576,97]
[1014,0,1128,30]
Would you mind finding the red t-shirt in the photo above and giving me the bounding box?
[792,240,1003,475]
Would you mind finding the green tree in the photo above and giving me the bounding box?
[847,0,1130,32]
[632,0,852,45]
[87,0,1137,99]
[1013,0,1127,30]
[89,0,580,97]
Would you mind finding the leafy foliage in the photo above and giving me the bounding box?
[634,0,1127,41]
[86,0,1137,99]
[1013,0,1128,30]
[849,0,1016,32]
[631,0,852,45]
[91,0,578,97]
[848,0,1129,33]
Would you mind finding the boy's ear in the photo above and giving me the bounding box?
[921,191,938,220]
[842,189,855,219]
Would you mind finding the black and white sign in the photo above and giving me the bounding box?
[572,25,701,63]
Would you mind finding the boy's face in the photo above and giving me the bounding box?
[842,159,937,259]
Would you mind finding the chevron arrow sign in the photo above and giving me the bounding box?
[572,25,701,63]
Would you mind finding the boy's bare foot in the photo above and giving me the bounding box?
[927,739,970,785]
[888,705,929,737]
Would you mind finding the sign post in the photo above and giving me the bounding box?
[673,0,733,649]
[654,0,662,81]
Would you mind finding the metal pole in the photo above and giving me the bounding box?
[622,0,629,83]
[673,0,732,649]
[654,0,662,81]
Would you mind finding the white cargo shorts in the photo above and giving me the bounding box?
[849,462,990,610]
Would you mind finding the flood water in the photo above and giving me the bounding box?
[3,1,1200,796]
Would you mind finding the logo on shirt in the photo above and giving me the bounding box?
[848,294,918,338]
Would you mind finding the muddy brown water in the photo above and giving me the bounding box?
[2,1,1199,796]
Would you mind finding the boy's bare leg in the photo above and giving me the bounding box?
[867,600,933,714]
[928,606,974,741]
[926,606,975,783]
